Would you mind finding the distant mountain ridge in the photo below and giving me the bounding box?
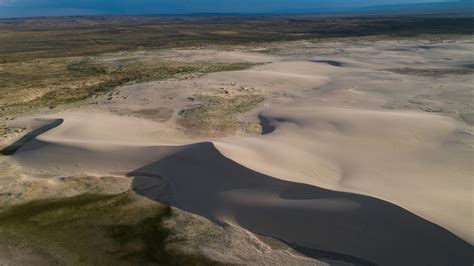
[356,0,473,14]
[274,0,473,15]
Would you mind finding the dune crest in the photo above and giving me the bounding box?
[214,106,473,243]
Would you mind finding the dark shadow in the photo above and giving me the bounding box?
[128,142,473,266]
[311,60,345,67]
[1,119,63,155]
[258,114,291,135]
[463,63,474,69]
[285,242,377,266]
[413,45,433,50]
[460,112,474,126]
[258,114,276,135]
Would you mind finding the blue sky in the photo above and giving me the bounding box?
[0,0,463,18]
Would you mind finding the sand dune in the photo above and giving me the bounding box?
[7,40,474,264]
[214,106,473,243]
[10,119,471,264]
[130,142,472,266]
[10,112,188,176]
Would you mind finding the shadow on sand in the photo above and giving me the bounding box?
[129,142,473,266]
[1,119,63,155]
[311,60,345,67]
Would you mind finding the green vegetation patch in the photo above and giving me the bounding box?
[0,193,220,265]
[384,67,474,76]
[179,94,264,137]
[200,62,257,73]
[0,57,194,114]
[0,53,257,119]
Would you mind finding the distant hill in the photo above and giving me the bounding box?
[358,0,473,15]
[275,0,474,15]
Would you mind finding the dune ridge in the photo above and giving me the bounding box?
[9,128,473,265]
[8,106,473,265]
[6,40,474,265]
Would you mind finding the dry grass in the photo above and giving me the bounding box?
[179,94,264,137]
[0,52,256,119]
[0,192,221,265]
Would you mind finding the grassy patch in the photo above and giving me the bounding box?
[0,193,221,265]
[104,206,219,265]
[200,62,257,73]
[179,94,264,137]
[384,67,474,76]
[0,56,196,114]
[0,53,257,119]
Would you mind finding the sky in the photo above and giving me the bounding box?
[0,0,466,18]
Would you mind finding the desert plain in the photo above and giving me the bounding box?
[0,16,473,265]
